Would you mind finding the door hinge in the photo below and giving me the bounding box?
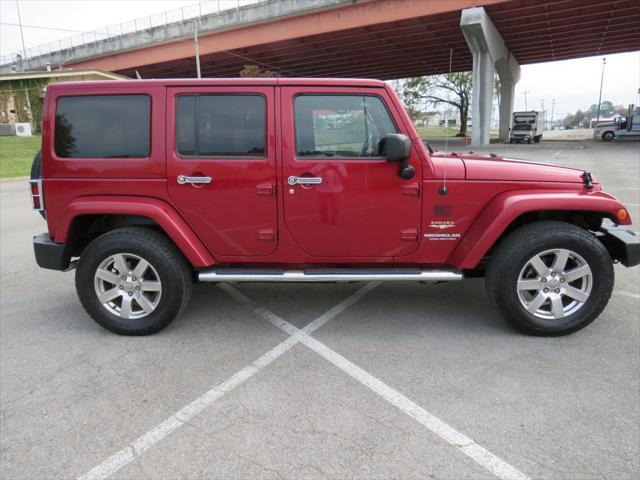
[256,183,274,196]
[402,183,420,196]
[400,228,419,241]
[257,228,275,242]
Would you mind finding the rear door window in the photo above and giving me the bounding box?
[176,94,266,157]
[55,95,150,158]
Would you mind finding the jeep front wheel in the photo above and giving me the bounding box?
[76,227,192,335]
[485,221,613,336]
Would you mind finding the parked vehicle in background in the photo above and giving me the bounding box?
[510,111,544,144]
[29,79,639,337]
[594,105,640,141]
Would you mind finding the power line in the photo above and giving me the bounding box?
[180,35,299,77]
[0,22,114,36]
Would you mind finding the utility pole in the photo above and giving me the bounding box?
[595,57,606,125]
[194,22,201,79]
[522,90,529,110]
[540,99,546,129]
[550,98,556,128]
[15,0,33,126]
[15,0,27,69]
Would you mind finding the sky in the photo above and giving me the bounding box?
[1,0,639,119]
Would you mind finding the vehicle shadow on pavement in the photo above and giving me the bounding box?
[181,279,519,338]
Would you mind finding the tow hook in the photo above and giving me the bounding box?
[64,259,78,272]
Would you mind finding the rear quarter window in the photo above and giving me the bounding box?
[55,95,151,158]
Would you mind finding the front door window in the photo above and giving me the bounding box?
[294,95,397,158]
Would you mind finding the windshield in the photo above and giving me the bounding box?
[513,124,532,131]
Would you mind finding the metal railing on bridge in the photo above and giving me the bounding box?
[2,0,264,68]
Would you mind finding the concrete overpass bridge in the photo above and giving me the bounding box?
[4,0,639,144]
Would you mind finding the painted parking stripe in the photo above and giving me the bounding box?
[615,290,640,300]
[223,284,530,480]
[545,149,564,162]
[77,282,378,480]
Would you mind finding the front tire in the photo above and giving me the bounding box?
[602,131,614,141]
[76,227,192,335]
[485,221,613,336]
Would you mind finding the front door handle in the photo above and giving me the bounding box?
[288,176,322,186]
[177,175,212,185]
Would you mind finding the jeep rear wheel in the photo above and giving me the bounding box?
[486,221,613,336]
[76,227,192,335]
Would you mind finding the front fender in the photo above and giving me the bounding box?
[448,189,629,269]
[56,196,216,267]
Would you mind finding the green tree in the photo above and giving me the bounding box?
[399,73,472,136]
[563,109,587,128]
[588,100,614,118]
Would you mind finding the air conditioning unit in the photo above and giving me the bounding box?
[15,123,32,137]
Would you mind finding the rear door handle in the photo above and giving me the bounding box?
[288,176,322,186]
[177,175,212,185]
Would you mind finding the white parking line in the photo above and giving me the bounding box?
[78,282,378,480]
[545,149,564,162]
[615,290,640,300]
[223,285,530,480]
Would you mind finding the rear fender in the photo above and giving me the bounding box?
[448,189,629,269]
[56,196,215,267]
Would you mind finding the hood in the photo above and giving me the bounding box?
[459,153,595,184]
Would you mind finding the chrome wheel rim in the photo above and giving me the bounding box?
[517,248,593,320]
[93,253,162,319]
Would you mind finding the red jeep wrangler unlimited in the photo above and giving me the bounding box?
[30,78,639,336]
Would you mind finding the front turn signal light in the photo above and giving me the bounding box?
[616,208,628,222]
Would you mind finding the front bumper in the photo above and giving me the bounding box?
[599,226,640,267]
[33,233,72,271]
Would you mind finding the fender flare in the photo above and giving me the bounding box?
[448,189,629,269]
[56,196,216,267]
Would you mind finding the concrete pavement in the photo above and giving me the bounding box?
[1,140,638,480]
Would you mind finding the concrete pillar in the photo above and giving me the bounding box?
[496,54,519,142]
[471,51,494,145]
[497,79,514,142]
[461,7,520,145]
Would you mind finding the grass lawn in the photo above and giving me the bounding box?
[417,127,464,138]
[417,127,500,140]
[0,135,41,178]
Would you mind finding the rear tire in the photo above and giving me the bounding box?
[485,221,613,336]
[75,227,192,335]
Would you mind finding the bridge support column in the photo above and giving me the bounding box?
[470,50,494,145]
[461,7,521,145]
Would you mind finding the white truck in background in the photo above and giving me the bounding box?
[594,105,640,141]
[510,111,544,144]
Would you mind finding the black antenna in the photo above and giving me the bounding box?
[439,48,454,196]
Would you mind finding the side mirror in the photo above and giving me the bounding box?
[379,134,415,180]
